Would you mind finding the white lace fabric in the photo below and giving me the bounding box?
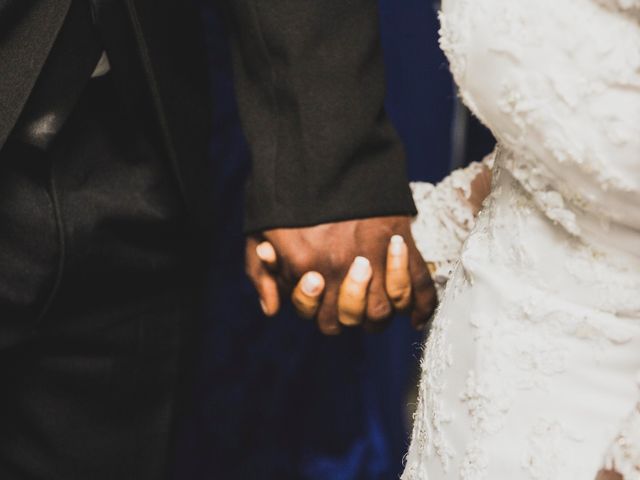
[411,154,494,293]
[595,0,640,15]
[605,378,640,480]
[403,0,640,478]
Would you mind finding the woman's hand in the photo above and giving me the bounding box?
[465,163,492,216]
[595,469,624,480]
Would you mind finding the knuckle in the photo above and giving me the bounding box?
[391,294,412,312]
[367,299,393,322]
[289,250,316,275]
[318,320,341,335]
[326,259,348,280]
[387,285,411,302]
[342,282,368,299]
[338,301,365,318]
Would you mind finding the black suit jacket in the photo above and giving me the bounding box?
[0,0,416,233]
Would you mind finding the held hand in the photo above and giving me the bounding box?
[286,235,415,331]
[251,234,426,333]
[465,163,492,216]
[595,470,623,480]
[245,216,436,335]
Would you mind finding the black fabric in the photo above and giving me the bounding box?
[0,0,36,33]
[223,0,417,232]
[0,75,199,479]
[0,298,186,480]
[1,0,416,233]
[0,0,71,150]
[101,0,216,232]
[0,2,418,476]
[11,0,103,150]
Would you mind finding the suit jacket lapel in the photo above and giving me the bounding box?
[0,0,72,150]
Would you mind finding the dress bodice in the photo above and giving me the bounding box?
[404,3,640,478]
[439,0,640,256]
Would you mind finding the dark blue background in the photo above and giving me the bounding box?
[174,2,455,478]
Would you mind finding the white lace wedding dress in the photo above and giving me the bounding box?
[403,0,640,478]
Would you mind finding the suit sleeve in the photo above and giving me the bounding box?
[222,0,417,233]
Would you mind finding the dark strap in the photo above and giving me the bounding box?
[9,0,103,150]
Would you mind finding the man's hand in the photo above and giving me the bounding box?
[245,216,436,335]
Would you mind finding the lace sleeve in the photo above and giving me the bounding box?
[410,151,494,295]
[594,0,640,16]
[603,377,640,479]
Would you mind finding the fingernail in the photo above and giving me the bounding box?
[260,299,269,315]
[301,272,324,296]
[256,242,276,263]
[350,256,371,282]
[390,235,405,255]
